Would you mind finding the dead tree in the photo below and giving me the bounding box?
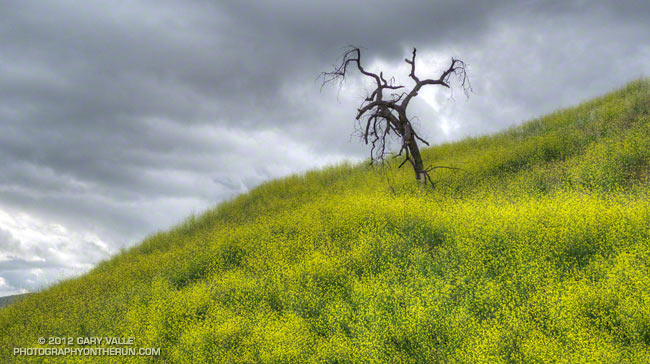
[320,46,470,185]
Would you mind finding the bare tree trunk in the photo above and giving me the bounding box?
[407,134,426,184]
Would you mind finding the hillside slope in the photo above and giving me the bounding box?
[0,293,31,309]
[1,80,650,363]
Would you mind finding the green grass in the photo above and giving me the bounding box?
[2,79,650,363]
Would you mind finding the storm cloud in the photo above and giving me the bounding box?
[1,0,649,295]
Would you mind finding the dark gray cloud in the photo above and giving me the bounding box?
[0,0,649,295]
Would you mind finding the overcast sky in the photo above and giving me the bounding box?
[1,0,649,296]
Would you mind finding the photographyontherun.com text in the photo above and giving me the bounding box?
[14,337,160,356]
[14,347,160,356]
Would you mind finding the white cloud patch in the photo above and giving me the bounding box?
[0,207,111,295]
[0,276,26,296]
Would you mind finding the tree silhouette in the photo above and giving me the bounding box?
[321,46,470,185]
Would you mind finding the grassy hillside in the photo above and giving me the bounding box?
[2,79,650,363]
[0,293,31,309]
